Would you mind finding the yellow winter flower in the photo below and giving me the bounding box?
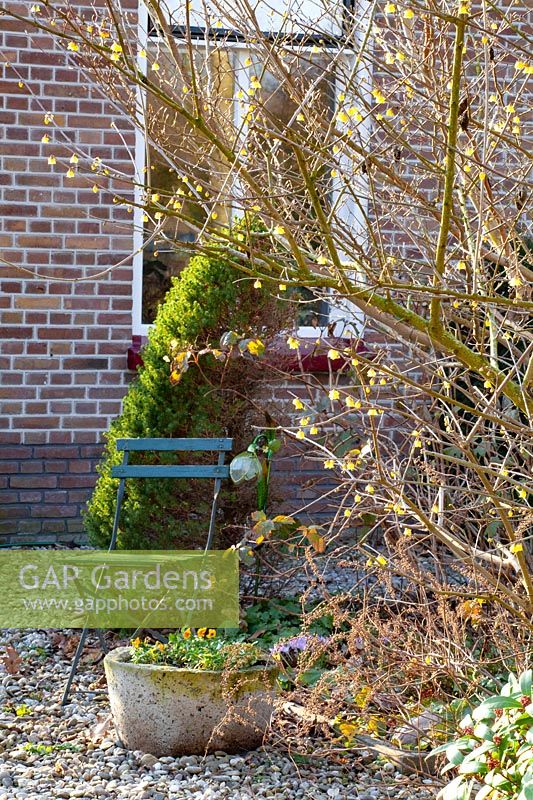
[67,41,80,52]
[273,225,285,235]
[327,349,341,360]
[47,155,56,165]
[247,339,265,357]
[295,430,305,440]
[328,389,340,401]
[310,426,319,435]
[287,336,300,350]
[324,459,335,470]
[253,279,262,289]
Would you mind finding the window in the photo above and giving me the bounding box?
[132,0,364,338]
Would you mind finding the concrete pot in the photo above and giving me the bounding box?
[104,646,279,756]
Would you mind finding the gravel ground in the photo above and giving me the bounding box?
[0,630,440,800]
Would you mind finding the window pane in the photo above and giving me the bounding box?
[142,43,234,323]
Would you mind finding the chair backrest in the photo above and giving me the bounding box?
[110,437,233,480]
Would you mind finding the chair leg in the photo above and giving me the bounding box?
[61,627,90,706]
[96,629,108,654]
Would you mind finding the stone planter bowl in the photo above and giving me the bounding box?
[104,646,279,756]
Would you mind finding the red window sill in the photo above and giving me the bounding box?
[128,335,367,373]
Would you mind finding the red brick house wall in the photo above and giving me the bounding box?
[0,2,136,542]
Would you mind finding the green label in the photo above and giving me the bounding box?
[0,550,239,629]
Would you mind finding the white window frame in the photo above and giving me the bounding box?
[131,2,367,340]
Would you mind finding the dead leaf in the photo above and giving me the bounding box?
[50,633,79,657]
[88,675,106,691]
[88,713,114,744]
[2,646,22,675]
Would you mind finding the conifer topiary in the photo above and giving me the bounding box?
[85,245,278,550]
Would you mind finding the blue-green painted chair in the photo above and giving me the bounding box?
[62,437,233,705]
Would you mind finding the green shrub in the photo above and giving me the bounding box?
[434,670,533,800]
[85,246,279,550]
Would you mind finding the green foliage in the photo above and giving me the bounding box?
[24,742,81,755]
[244,597,335,647]
[130,629,265,671]
[85,245,275,549]
[434,670,533,800]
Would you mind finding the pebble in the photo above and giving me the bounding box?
[0,628,439,800]
[139,754,159,769]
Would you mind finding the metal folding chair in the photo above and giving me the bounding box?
[61,436,233,705]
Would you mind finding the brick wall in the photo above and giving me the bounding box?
[0,1,136,542]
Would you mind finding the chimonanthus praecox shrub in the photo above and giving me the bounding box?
[85,239,282,549]
[434,670,533,800]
